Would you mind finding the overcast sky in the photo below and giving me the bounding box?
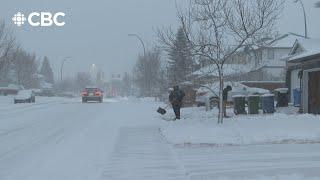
[1,0,320,80]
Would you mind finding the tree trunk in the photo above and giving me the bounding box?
[218,65,224,124]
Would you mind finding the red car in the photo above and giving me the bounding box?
[82,87,103,103]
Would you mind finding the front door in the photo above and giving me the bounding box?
[308,71,320,114]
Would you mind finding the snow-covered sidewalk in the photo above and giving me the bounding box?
[160,107,320,146]
[102,127,187,180]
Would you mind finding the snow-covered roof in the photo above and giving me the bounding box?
[192,63,253,78]
[40,82,53,89]
[0,84,24,90]
[236,33,306,52]
[269,33,306,48]
[288,38,320,62]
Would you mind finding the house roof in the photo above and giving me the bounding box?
[191,63,254,78]
[268,33,306,48]
[288,38,320,63]
[234,33,305,53]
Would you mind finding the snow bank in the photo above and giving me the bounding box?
[216,174,319,180]
[160,107,320,146]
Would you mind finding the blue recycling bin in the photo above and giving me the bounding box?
[293,88,301,107]
[261,94,275,114]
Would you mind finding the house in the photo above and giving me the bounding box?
[240,33,306,82]
[189,33,306,90]
[286,38,320,114]
[0,84,23,95]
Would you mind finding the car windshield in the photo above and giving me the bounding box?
[1,1,320,180]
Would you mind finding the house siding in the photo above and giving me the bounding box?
[288,55,320,113]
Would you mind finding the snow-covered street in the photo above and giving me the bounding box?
[0,96,159,180]
[0,97,320,180]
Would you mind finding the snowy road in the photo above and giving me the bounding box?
[0,97,159,180]
[0,96,319,179]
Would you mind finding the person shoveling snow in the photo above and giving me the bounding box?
[169,86,185,120]
[157,85,186,120]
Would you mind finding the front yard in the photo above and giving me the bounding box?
[159,106,320,146]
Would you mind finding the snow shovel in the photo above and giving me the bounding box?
[157,105,169,115]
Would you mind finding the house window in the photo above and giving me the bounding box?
[267,49,275,60]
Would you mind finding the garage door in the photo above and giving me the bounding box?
[308,71,320,114]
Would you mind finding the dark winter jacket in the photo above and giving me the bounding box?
[169,89,185,107]
[223,86,232,101]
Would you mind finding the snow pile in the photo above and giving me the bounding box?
[196,81,269,101]
[216,174,319,180]
[160,107,320,146]
[192,63,253,77]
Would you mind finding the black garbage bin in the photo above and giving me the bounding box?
[233,95,246,115]
[261,94,275,114]
[248,95,260,114]
[274,88,289,107]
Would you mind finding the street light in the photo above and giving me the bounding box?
[60,57,71,82]
[294,0,308,38]
[128,33,146,57]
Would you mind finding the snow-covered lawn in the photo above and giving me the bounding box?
[160,106,320,146]
[215,175,319,180]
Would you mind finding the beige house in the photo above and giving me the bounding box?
[189,33,306,90]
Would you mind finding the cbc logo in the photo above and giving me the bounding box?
[12,12,65,27]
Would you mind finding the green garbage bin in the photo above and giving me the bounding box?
[248,95,260,114]
[233,95,246,115]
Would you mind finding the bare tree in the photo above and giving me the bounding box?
[160,0,283,124]
[316,1,320,8]
[133,48,163,97]
[11,48,39,88]
[122,72,133,96]
[0,21,15,77]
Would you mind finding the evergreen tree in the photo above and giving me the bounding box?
[40,56,54,84]
[168,27,193,85]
